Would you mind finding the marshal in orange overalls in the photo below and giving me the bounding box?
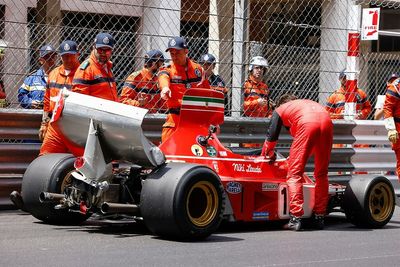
[39,63,83,156]
[383,79,400,181]
[158,58,210,142]
[120,68,164,113]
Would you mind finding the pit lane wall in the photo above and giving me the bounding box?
[0,110,398,208]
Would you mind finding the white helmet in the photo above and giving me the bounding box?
[249,56,268,71]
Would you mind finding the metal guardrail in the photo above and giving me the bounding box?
[1,109,399,208]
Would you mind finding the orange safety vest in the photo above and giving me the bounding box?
[72,51,118,101]
[158,58,210,128]
[384,80,400,149]
[40,63,84,157]
[325,87,371,119]
[44,64,79,113]
[243,75,271,118]
[120,67,164,113]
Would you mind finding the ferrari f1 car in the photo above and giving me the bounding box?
[18,89,396,240]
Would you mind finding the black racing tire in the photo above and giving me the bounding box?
[140,162,225,240]
[21,153,90,224]
[343,176,395,228]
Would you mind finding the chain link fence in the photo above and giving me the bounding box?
[0,0,399,117]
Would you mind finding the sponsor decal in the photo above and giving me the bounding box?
[103,37,110,44]
[252,211,269,220]
[226,181,242,194]
[64,43,70,51]
[172,75,182,79]
[212,161,219,173]
[182,95,225,110]
[262,183,278,191]
[232,163,262,173]
[191,144,203,156]
[206,146,217,157]
[169,39,176,46]
[194,68,201,78]
[219,151,227,157]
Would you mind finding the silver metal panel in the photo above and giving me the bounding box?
[52,91,158,167]
[351,148,396,171]
[352,120,390,145]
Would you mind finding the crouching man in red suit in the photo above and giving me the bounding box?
[262,94,333,231]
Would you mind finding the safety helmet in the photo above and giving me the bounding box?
[249,56,268,71]
[199,53,216,64]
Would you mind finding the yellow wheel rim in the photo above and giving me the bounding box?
[369,182,394,222]
[186,181,219,228]
[60,171,74,192]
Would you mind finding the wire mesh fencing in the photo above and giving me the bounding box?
[0,0,399,120]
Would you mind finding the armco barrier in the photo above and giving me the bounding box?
[1,109,399,208]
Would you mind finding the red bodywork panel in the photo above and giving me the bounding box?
[159,89,318,222]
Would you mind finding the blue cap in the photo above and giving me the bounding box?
[39,44,56,58]
[59,40,78,55]
[387,72,399,82]
[95,32,115,49]
[199,53,216,64]
[166,36,188,52]
[339,70,346,80]
[145,49,165,64]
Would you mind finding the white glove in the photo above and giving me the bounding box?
[257,98,267,106]
[31,100,43,109]
[161,87,171,100]
[388,129,398,144]
[38,122,48,141]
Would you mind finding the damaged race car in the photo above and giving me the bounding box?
[17,88,396,240]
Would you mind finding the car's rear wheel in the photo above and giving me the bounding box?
[343,176,395,228]
[140,162,225,240]
[21,153,90,224]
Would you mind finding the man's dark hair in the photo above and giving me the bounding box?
[276,93,298,107]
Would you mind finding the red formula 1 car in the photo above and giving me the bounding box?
[18,89,395,240]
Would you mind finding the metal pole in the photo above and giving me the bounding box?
[231,0,248,118]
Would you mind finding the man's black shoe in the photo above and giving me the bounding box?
[313,214,325,230]
[284,215,302,231]
[10,191,25,210]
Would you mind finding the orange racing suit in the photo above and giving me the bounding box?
[120,68,164,113]
[263,99,333,217]
[325,87,371,119]
[242,75,272,148]
[72,51,118,101]
[383,79,400,181]
[158,58,210,142]
[39,63,84,156]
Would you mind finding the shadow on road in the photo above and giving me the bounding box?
[25,210,400,240]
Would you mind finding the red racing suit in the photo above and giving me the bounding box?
[263,99,333,217]
[158,58,210,142]
[120,68,165,113]
[383,79,400,181]
[40,63,84,156]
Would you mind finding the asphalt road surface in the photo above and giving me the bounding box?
[1,208,400,267]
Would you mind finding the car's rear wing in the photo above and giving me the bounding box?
[52,90,164,168]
